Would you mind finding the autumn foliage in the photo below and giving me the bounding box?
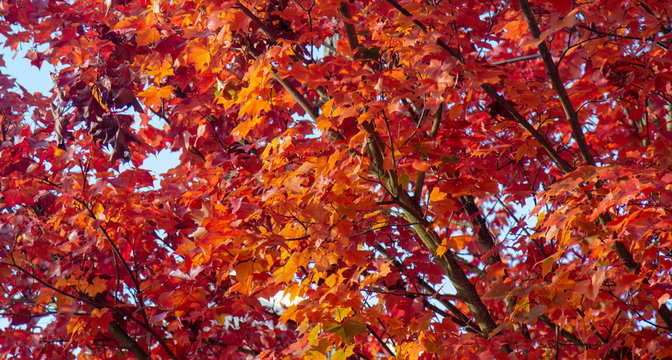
[1,0,672,358]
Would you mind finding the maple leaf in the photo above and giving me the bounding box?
[1,0,672,359]
[136,26,161,46]
[324,318,367,343]
[86,277,108,297]
[137,85,174,108]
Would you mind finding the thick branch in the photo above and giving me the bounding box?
[459,195,499,257]
[518,0,672,332]
[374,244,484,336]
[235,2,278,43]
[247,47,319,121]
[241,0,505,343]
[517,0,595,166]
[480,84,574,173]
[108,322,151,360]
[339,2,359,51]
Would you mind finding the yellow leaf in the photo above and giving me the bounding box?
[91,308,109,318]
[34,288,53,306]
[449,235,470,250]
[321,98,334,115]
[325,274,338,288]
[308,325,321,347]
[333,307,352,322]
[232,119,255,138]
[327,150,341,172]
[541,256,554,277]
[93,203,105,220]
[330,349,347,360]
[325,319,366,343]
[238,98,270,118]
[66,318,84,337]
[112,19,136,31]
[91,87,109,111]
[515,143,537,162]
[316,119,332,132]
[215,312,229,325]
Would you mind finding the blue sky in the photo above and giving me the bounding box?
[3,44,54,94]
[1,44,179,184]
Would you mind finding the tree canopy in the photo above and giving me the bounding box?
[1,0,672,358]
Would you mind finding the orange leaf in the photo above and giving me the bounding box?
[429,187,448,202]
[436,244,448,256]
[136,27,161,46]
[137,85,174,107]
[234,260,254,283]
[412,160,430,172]
[86,277,107,297]
[187,43,211,71]
[590,269,606,301]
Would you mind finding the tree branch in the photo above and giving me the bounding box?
[366,324,396,357]
[339,2,359,51]
[108,322,151,360]
[0,257,154,360]
[373,244,484,336]
[480,84,574,173]
[384,0,574,174]
[517,0,594,166]
[247,47,319,121]
[517,0,672,334]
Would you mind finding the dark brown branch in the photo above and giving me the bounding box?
[235,2,278,43]
[480,84,574,173]
[207,339,259,355]
[517,0,594,166]
[539,315,585,349]
[517,0,672,334]
[247,47,319,121]
[339,2,359,51]
[108,322,151,360]
[459,195,499,259]
[366,324,396,357]
[657,300,672,330]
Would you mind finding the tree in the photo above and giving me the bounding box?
[0,0,671,358]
